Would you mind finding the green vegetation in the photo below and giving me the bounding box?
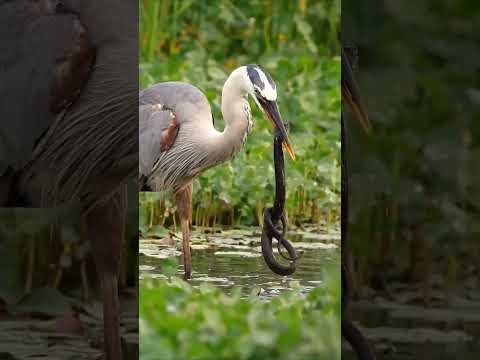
[139,0,341,230]
[140,267,340,360]
[344,2,480,300]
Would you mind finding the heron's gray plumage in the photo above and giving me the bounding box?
[140,71,256,191]
[19,43,137,208]
[3,0,138,210]
[139,104,175,176]
[0,1,83,175]
[1,2,137,359]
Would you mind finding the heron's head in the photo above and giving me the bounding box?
[243,64,295,160]
[341,48,371,133]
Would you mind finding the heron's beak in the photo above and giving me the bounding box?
[259,98,295,160]
[342,51,371,133]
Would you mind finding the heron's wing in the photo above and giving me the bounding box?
[139,82,213,127]
[0,2,94,176]
[139,104,179,178]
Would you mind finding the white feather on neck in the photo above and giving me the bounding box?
[202,67,254,166]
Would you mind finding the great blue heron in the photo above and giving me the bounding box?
[0,1,136,359]
[341,46,376,360]
[139,64,295,278]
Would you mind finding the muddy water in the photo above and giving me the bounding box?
[139,225,340,298]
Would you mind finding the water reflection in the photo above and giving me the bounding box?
[139,226,340,299]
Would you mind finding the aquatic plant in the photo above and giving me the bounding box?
[140,267,340,360]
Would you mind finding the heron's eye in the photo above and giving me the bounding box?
[254,88,264,101]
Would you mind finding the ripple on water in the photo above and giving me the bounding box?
[214,251,262,258]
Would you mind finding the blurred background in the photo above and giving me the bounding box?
[139,1,342,360]
[0,191,139,358]
[343,1,480,359]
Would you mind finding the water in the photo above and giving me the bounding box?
[139,225,340,298]
[140,226,480,359]
[343,297,480,359]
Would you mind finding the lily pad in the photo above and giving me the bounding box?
[216,244,253,251]
[293,231,340,242]
[140,237,176,246]
[214,251,262,258]
[294,242,337,250]
[140,273,168,280]
[139,246,182,259]
[190,244,212,250]
[192,277,232,284]
[139,265,156,271]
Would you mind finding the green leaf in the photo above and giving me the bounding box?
[161,257,179,278]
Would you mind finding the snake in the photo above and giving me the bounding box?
[261,124,299,276]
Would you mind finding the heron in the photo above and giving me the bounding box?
[341,46,376,360]
[139,64,295,279]
[1,1,136,359]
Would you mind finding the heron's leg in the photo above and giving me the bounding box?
[85,187,127,360]
[175,182,193,279]
[118,186,129,291]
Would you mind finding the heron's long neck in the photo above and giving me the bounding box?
[208,72,251,164]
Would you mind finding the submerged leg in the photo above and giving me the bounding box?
[86,187,127,360]
[175,182,193,279]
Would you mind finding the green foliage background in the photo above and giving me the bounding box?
[139,0,341,230]
[343,2,480,295]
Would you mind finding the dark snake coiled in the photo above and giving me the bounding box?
[261,126,299,276]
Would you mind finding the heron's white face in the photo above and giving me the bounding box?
[240,64,295,160]
[244,65,277,106]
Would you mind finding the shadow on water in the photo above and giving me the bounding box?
[139,226,340,299]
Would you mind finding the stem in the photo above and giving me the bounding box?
[100,272,122,360]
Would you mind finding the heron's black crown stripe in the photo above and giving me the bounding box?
[246,64,276,91]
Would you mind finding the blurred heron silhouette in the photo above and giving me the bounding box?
[0,1,137,359]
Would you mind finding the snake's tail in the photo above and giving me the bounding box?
[277,237,301,261]
[261,229,297,276]
[261,209,298,276]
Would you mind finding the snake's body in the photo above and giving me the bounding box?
[261,128,298,276]
[260,61,375,359]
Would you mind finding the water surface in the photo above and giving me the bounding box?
[343,295,480,359]
[139,225,340,298]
